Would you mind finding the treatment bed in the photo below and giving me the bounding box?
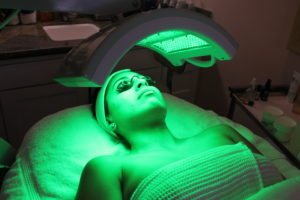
[1,92,300,199]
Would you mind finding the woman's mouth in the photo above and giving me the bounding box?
[138,89,155,99]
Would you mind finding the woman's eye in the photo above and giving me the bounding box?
[145,76,156,86]
[116,80,131,93]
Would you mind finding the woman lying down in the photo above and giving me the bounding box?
[76,69,298,200]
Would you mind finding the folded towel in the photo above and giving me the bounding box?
[131,143,282,200]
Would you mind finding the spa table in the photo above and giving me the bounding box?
[228,86,300,169]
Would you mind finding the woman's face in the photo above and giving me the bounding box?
[105,71,167,133]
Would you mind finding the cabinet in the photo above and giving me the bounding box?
[0,84,88,148]
[0,48,199,149]
[0,54,89,148]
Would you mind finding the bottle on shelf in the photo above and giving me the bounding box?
[239,77,257,106]
[292,85,300,114]
[260,78,272,101]
[287,71,300,103]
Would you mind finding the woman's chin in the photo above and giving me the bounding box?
[141,92,166,107]
[139,104,167,122]
[142,98,166,113]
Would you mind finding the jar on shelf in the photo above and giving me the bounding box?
[292,85,300,114]
[20,10,36,24]
[287,71,300,103]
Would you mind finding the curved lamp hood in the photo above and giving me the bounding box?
[55,8,238,87]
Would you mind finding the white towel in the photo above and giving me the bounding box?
[131,143,281,200]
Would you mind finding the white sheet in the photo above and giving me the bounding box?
[1,93,299,200]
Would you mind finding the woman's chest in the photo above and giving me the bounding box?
[121,133,235,199]
[121,153,184,199]
[183,129,235,152]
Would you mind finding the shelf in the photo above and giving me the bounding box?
[228,87,300,169]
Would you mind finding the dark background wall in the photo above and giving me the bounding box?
[194,0,300,116]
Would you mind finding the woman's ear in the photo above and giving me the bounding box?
[106,115,113,124]
[106,116,117,131]
[109,123,117,131]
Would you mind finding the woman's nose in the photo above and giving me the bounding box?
[133,77,148,89]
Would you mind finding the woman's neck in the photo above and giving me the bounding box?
[125,124,178,154]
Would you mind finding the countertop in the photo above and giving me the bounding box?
[0,17,111,59]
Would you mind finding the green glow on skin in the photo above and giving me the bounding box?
[103,72,168,138]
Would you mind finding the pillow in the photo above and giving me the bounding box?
[1,104,126,200]
[164,93,223,138]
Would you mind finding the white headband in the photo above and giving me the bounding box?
[95,69,131,138]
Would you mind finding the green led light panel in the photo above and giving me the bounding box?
[138,30,186,44]
[137,30,210,53]
[153,34,209,53]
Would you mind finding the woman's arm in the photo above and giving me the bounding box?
[221,124,288,181]
[246,177,300,200]
[214,124,261,154]
[76,156,123,200]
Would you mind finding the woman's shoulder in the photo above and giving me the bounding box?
[87,155,123,169]
[81,155,124,187]
[196,124,260,154]
[77,156,124,199]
